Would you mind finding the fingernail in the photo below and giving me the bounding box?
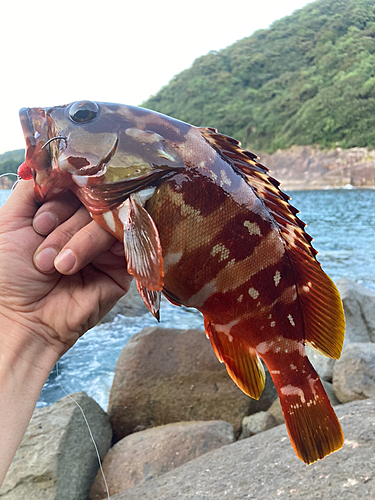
[54,249,76,273]
[34,247,58,273]
[33,212,57,235]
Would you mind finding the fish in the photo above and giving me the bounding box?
[19,100,345,464]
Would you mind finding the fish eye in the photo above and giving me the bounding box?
[69,101,99,124]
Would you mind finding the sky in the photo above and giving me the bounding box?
[1,0,311,155]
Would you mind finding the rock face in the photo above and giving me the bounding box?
[107,327,277,441]
[0,392,112,500]
[336,278,375,344]
[90,420,234,500]
[111,398,375,500]
[260,145,375,189]
[333,343,375,403]
[100,280,147,323]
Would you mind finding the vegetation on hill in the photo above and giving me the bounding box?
[0,149,24,176]
[144,0,375,153]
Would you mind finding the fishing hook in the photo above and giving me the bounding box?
[41,136,67,150]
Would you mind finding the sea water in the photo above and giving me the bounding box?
[1,188,375,409]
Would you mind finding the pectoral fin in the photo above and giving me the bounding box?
[136,281,161,320]
[119,194,164,291]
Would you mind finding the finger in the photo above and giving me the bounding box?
[33,205,94,273]
[33,190,82,235]
[53,220,118,275]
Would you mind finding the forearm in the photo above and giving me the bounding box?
[0,321,61,487]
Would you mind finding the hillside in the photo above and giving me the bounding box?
[0,149,24,188]
[143,0,375,154]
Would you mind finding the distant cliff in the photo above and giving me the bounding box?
[259,145,375,190]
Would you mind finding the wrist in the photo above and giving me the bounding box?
[0,311,62,375]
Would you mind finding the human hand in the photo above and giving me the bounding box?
[0,179,131,359]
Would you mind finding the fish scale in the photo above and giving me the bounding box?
[18,100,345,464]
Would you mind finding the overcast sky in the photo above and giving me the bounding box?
[1,0,311,154]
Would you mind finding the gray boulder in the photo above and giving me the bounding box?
[90,420,234,499]
[336,278,375,343]
[305,345,335,382]
[333,342,375,403]
[107,327,277,441]
[0,392,112,500]
[239,411,277,439]
[111,398,375,500]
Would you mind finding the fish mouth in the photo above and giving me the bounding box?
[19,107,72,203]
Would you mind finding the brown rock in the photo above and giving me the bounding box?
[90,420,234,499]
[107,327,277,441]
[100,280,147,323]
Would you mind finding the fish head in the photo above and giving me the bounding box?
[19,100,185,204]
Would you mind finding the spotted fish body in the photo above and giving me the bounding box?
[19,101,345,464]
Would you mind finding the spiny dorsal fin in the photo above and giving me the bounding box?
[200,128,345,360]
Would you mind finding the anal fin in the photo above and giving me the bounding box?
[204,317,265,400]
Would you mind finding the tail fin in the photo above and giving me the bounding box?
[275,363,343,464]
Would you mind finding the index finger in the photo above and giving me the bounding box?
[33,190,82,236]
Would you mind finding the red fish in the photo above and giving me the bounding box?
[19,101,345,464]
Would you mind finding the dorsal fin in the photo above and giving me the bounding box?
[200,128,345,360]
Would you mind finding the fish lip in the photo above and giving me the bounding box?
[19,107,52,172]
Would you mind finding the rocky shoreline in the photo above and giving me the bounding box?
[258,145,375,190]
[1,278,375,499]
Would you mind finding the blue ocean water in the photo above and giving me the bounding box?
[1,187,375,408]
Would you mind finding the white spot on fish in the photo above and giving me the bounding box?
[220,169,231,187]
[163,252,183,270]
[118,199,130,225]
[280,385,306,404]
[248,287,260,299]
[290,364,297,371]
[274,270,281,287]
[72,174,88,187]
[237,295,243,302]
[211,243,230,262]
[103,211,116,233]
[213,318,241,342]
[133,187,156,206]
[288,314,296,327]
[270,321,276,327]
[271,370,280,375]
[125,127,163,143]
[186,281,217,308]
[243,220,261,236]
[210,171,218,181]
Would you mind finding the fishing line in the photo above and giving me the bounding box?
[0,172,21,190]
[56,362,110,500]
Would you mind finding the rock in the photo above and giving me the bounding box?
[90,420,234,499]
[107,327,277,441]
[0,392,112,500]
[306,345,335,382]
[322,379,341,406]
[100,280,147,323]
[333,342,375,403]
[239,411,277,439]
[267,397,284,425]
[110,398,375,500]
[336,278,375,343]
[260,145,375,189]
